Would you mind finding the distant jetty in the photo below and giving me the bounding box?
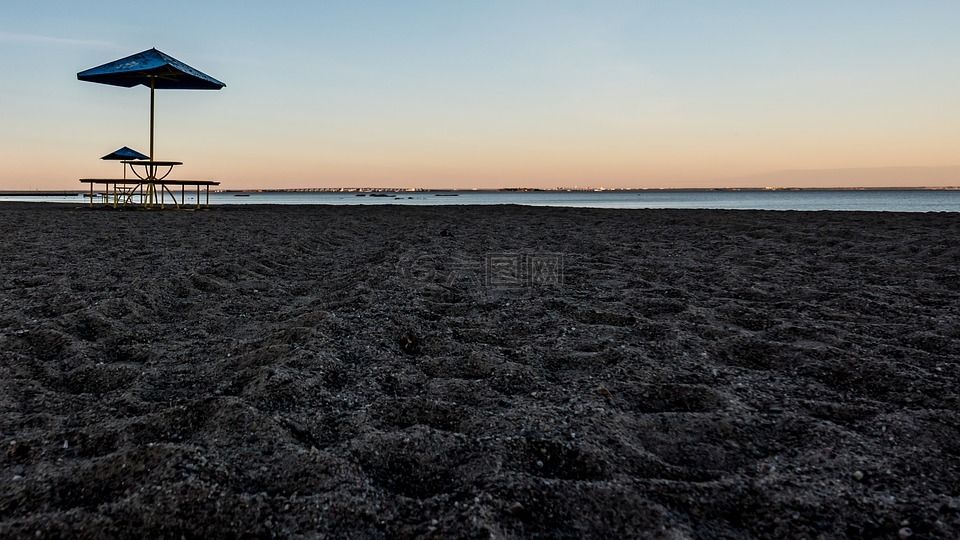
[3,186,958,197]
[0,191,84,197]
[213,186,960,195]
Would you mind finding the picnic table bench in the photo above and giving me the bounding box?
[80,160,219,209]
[79,178,219,209]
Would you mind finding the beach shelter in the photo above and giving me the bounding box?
[101,146,148,179]
[77,48,225,162]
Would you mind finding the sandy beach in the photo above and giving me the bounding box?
[1,202,958,538]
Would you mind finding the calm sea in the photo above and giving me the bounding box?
[4,189,960,212]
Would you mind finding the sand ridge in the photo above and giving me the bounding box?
[1,202,959,538]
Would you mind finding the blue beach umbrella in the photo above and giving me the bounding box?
[101,146,149,161]
[101,146,149,179]
[78,48,225,161]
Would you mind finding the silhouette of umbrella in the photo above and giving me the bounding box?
[78,48,225,161]
[101,146,149,179]
[101,146,149,160]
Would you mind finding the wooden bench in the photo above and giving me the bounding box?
[79,179,220,209]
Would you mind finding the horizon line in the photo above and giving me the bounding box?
[5,185,960,197]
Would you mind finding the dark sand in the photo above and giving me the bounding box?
[1,202,959,538]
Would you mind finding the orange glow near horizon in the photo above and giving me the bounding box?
[6,143,960,192]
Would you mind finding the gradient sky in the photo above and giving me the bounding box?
[2,0,958,190]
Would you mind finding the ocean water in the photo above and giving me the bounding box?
[4,189,960,212]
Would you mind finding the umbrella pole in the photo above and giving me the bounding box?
[149,76,156,207]
[149,76,155,162]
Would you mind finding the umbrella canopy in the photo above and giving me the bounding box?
[101,146,149,161]
[78,48,225,162]
[100,146,149,179]
[77,48,225,90]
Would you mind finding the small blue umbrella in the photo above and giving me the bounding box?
[101,146,149,161]
[78,48,225,161]
[101,146,149,179]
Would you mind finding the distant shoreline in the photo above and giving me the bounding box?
[4,186,959,196]
[218,186,960,194]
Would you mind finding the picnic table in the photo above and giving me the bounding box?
[80,160,219,209]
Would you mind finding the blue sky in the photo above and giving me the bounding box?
[2,1,959,189]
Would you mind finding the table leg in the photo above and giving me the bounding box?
[161,184,180,209]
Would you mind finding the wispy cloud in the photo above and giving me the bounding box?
[0,31,118,50]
